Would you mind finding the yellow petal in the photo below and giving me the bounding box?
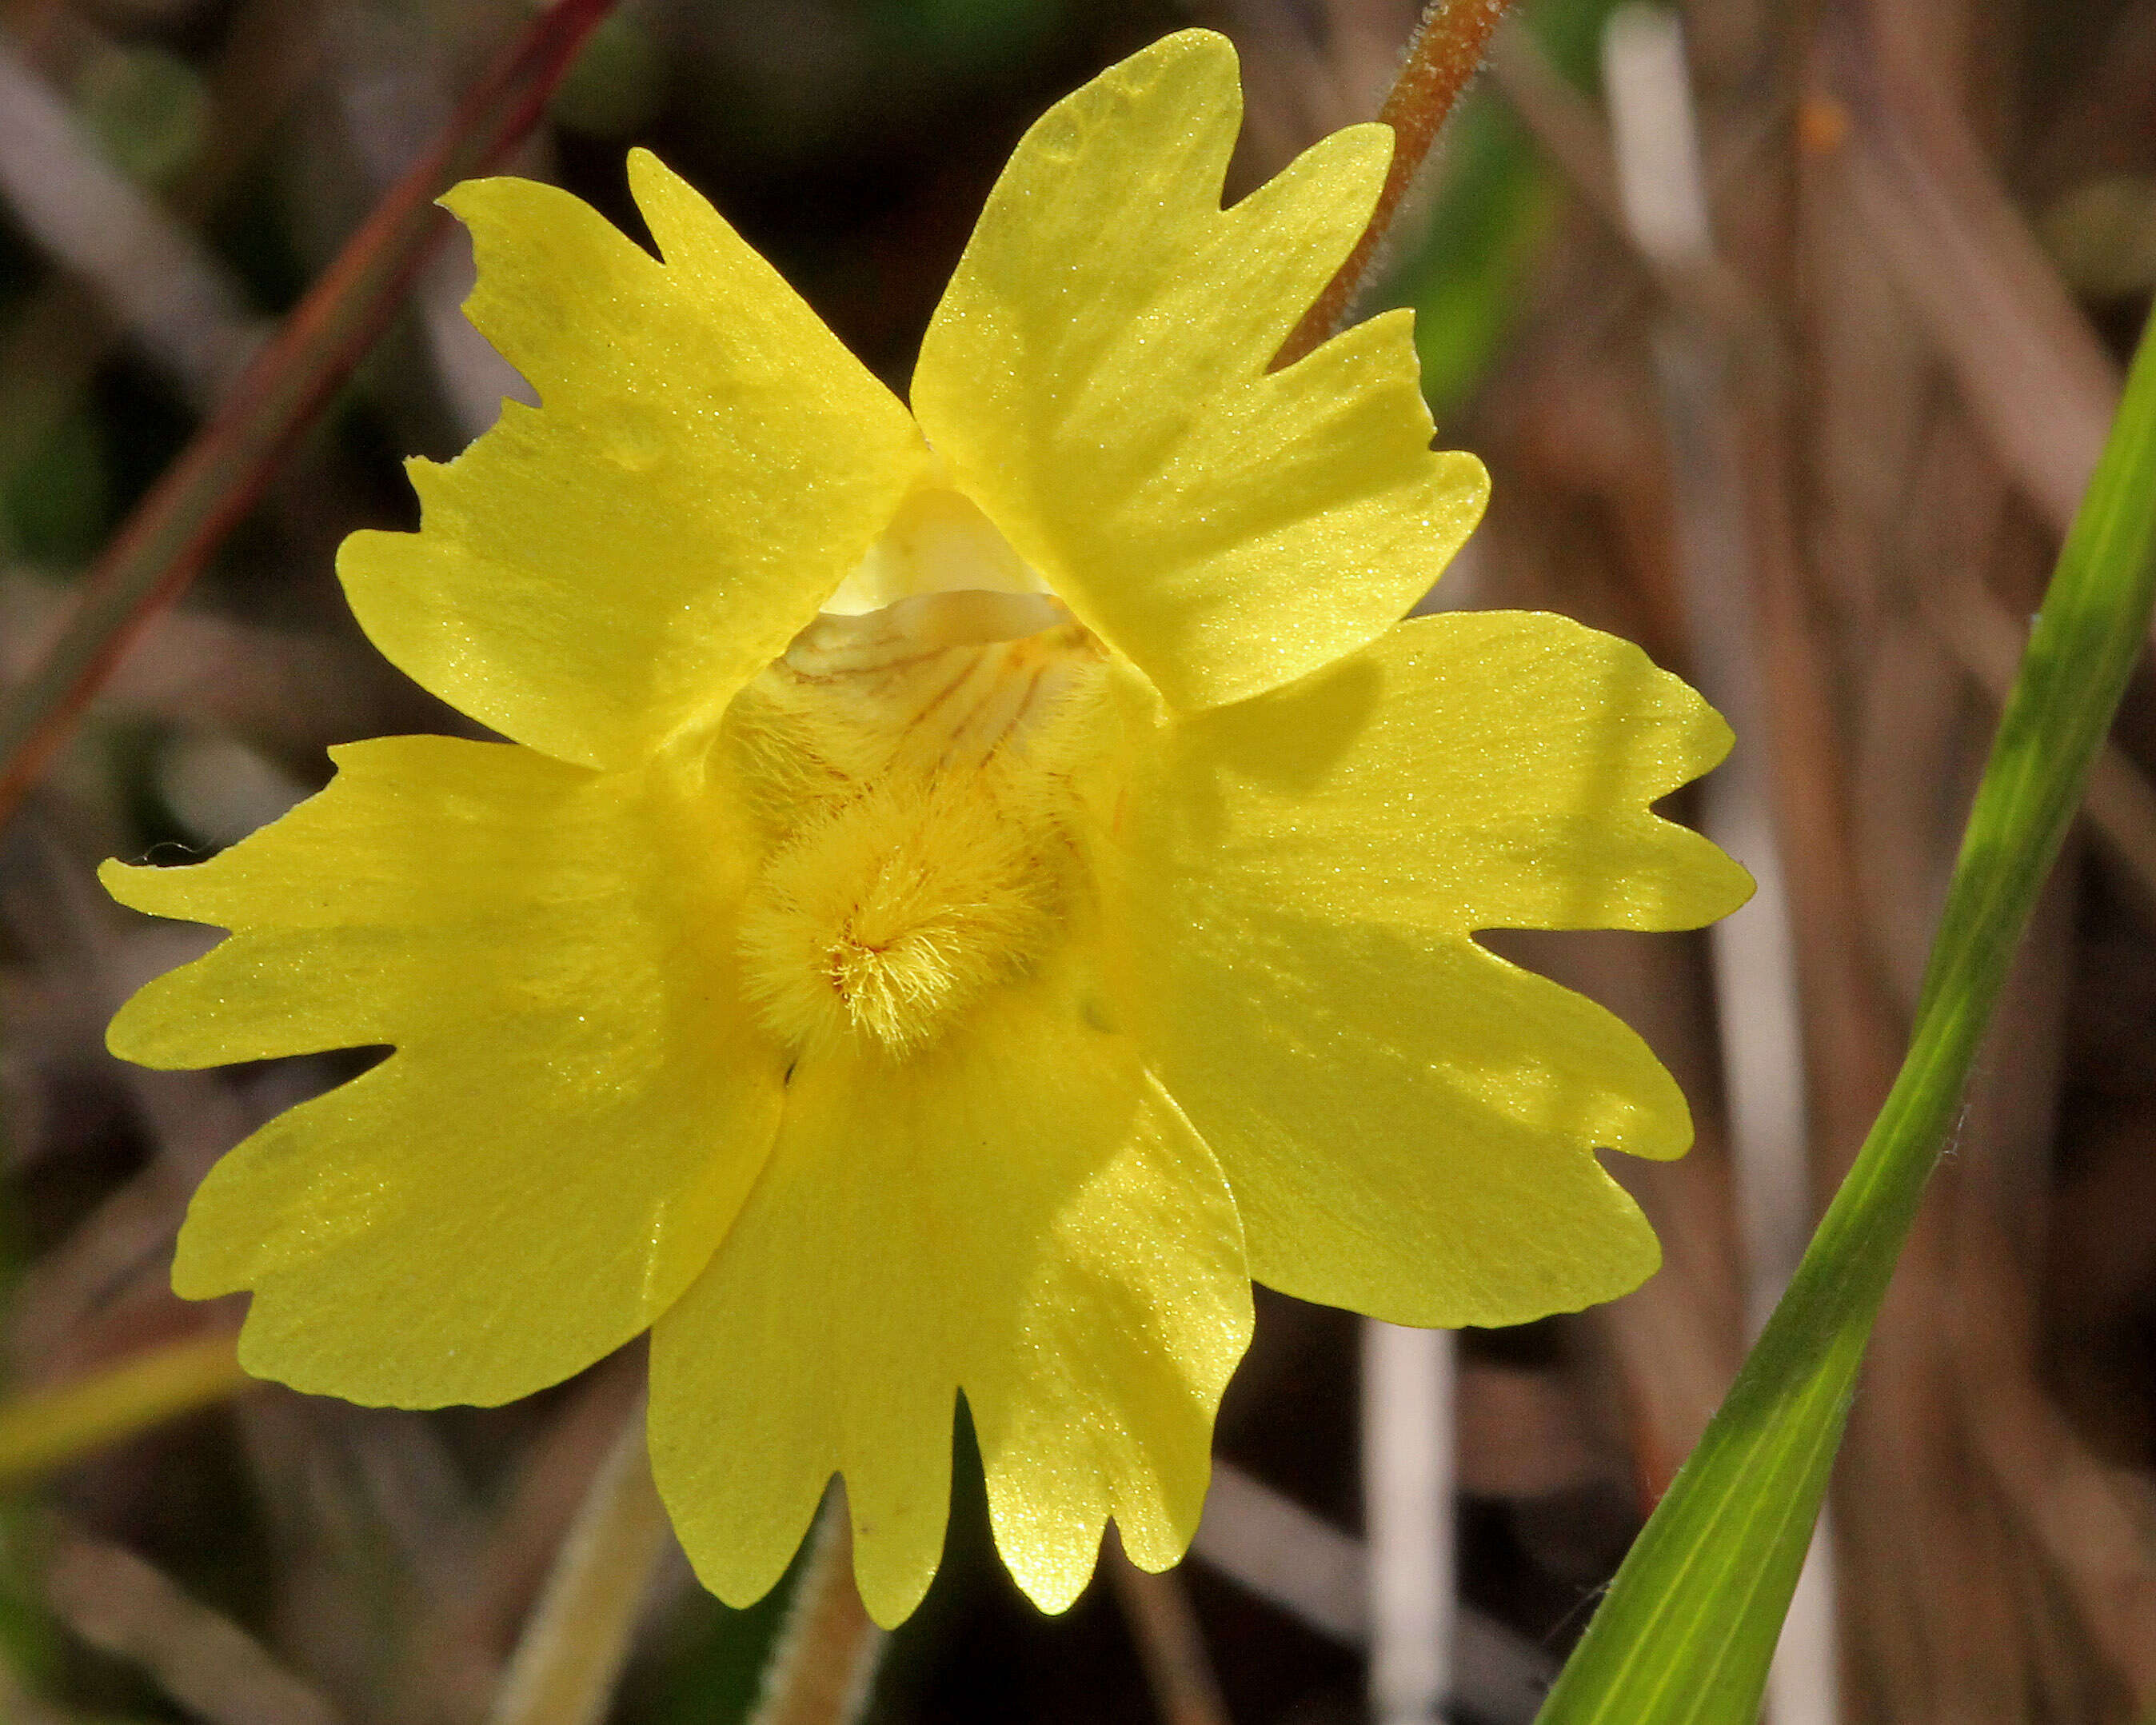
[912,30,1485,711]
[1118,612,1751,1326]
[647,954,1248,1627]
[1128,906,1677,1325]
[1132,610,1753,937]
[102,735,781,1407]
[341,154,928,769]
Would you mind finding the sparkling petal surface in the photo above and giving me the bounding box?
[104,735,781,1406]
[341,154,927,770]
[1120,611,1753,1325]
[912,30,1487,712]
[648,952,1248,1627]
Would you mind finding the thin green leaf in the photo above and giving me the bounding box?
[1535,303,2156,1725]
[0,0,620,825]
[0,1334,250,1491]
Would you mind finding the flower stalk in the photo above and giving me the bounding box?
[747,1498,885,1725]
[487,1395,673,1725]
[1106,1541,1231,1725]
[1275,0,1515,368]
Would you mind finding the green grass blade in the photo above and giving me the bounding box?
[1535,304,2156,1725]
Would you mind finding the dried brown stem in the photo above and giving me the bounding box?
[46,1523,344,1725]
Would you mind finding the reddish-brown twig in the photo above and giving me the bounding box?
[0,0,619,826]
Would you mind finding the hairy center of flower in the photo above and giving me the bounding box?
[731,538,1108,1060]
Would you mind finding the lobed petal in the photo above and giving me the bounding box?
[912,30,1485,712]
[1132,610,1751,937]
[1118,611,1751,1325]
[1126,903,1676,1326]
[647,952,1248,1627]
[342,156,928,769]
[103,735,781,1407]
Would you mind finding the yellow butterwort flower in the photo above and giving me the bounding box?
[102,30,1748,1626]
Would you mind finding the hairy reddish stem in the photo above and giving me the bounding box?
[1275,0,1515,369]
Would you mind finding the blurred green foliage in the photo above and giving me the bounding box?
[3,408,110,567]
[74,43,210,193]
[552,12,669,140]
[866,0,1068,74]
[2041,174,2156,301]
[647,1558,795,1723]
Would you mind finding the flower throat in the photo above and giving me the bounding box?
[729,491,1109,1060]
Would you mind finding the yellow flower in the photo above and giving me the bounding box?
[102,30,1749,1626]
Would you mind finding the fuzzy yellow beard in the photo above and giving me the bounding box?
[729,577,1111,1060]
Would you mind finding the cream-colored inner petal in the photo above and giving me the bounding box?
[822,475,1048,615]
[729,493,1112,1060]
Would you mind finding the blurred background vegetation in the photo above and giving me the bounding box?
[0,0,2152,1721]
